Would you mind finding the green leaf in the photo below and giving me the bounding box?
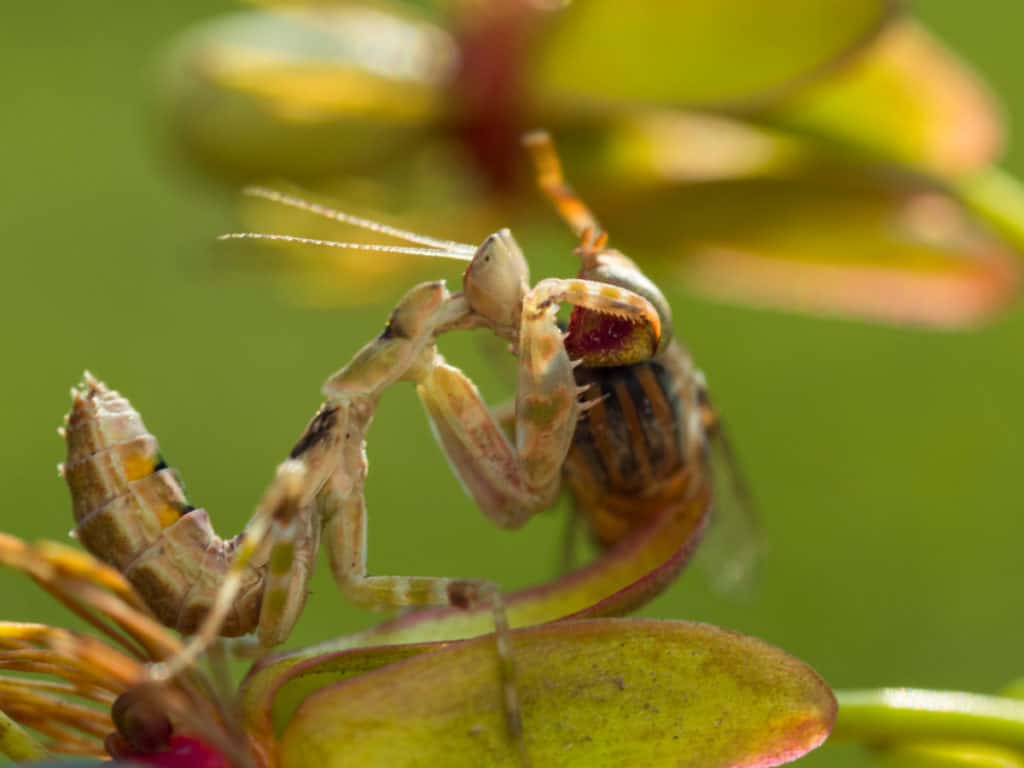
[769,20,1004,176]
[529,0,897,111]
[590,170,1020,328]
[271,619,836,768]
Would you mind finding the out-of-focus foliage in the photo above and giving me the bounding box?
[164,0,1024,326]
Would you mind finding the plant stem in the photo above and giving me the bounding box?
[833,689,1024,751]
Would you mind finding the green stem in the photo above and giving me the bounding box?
[954,166,1024,255]
[834,688,1024,751]
[0,707,47,762]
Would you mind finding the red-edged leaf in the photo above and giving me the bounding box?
[244,619,836,768]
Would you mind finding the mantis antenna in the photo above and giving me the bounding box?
[239,187,477,257]
[218,232,476,262]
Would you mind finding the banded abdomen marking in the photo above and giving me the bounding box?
[61,373,263,635]
[566,359,690,544]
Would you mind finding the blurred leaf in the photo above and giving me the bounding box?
[593,172,1020,328]
[572,111,809,186]
[770,20,1004,176]
[162,4,456,178]
[529,0,897,111]
[164,0,900,181]
[268,619,835,768]
[217,133,1022,326]
[163,1,1024,329]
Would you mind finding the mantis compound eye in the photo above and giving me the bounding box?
[463,228,530,332]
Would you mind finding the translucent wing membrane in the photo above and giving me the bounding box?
[695,424,764,598]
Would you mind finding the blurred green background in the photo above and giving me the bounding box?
[1,2,1022,767]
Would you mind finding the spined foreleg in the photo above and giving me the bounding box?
[406,275,662,527]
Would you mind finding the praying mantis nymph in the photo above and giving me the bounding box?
[60,132,757,766]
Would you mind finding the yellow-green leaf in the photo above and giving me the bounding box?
[273,619,836,768]
[529,0,897,112]
[770,20,1004,176]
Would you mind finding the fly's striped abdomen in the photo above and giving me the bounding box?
[566,356,695,545]
[61,373,264,635]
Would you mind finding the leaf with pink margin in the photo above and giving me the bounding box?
[265,619,835,768]
[769,19,1004,176]
[588,171,1020,329]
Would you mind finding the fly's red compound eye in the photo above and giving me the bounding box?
[563,307,657,367]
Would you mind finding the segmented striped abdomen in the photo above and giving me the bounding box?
[566,345,704,545]
[61,373,264,635]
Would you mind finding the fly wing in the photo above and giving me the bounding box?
[694,413,764,599]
